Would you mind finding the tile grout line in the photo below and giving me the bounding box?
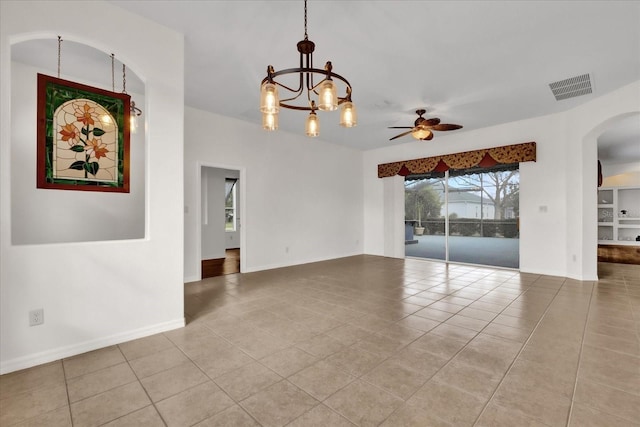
[377,271,542,426]
[186,263,566,426]
[59,346,172,426]
[281,267,513,425]
[195,306,386,425]
[61,359,73,427]
[564,279,596,427]
[109,345,170,427]
[566,269,640,424]
[161,327,266,426]
[470,276,568,426]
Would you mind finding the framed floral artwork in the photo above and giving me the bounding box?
[37,73,131,192]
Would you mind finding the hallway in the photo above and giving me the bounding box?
[202,249,240,279]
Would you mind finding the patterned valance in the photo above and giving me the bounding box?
[377,141,536,178]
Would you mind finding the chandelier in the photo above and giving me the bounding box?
[260,0,357,137]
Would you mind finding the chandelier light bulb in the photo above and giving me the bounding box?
[260,82,280,113]
[262,111,278,131]
[305,111,319,137]
[129,101,142,134]
[317,79,338,111]
[130,114,138,133]
[340,101,357,128]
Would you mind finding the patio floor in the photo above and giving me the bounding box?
[405,235,519,269]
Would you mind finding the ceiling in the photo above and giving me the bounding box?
[11,1,640,156]
[598,114,640,165]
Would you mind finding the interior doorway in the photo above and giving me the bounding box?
[405,166,520,269]
[202,249,240,277]
[200,166,241,278]
[595,113,640,265]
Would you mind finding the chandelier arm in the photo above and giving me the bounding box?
[306,71,313,104]
[278,104,319,112]
[262,67,352,89]
[306,53,315,94]
[276,97,351,111]
[262,76,304,94]
[262,67,353,111]
[280,91,306,104]
[262,68,352,110]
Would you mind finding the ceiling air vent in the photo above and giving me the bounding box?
[549,73,592,101]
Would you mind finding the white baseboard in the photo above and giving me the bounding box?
[566,273,599,281]
[184,275,201,283]
[0,318,185,375]
[243,251,362,273]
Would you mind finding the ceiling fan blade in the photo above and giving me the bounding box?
[430,124,463,131]
[389,129,416,141]
[422,118,441,127]
[387,126,413,129]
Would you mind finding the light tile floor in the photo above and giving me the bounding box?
[1,256,639,426]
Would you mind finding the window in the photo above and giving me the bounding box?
[225,179,237,231]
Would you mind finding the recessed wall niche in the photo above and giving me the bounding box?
[11,38,146,244]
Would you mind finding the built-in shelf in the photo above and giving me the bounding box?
[598,186,640,246]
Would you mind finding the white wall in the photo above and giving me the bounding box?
[10,61,146,244]
[1,0,185,373]
[364,80,640,280]
[565,81,640,280]
[184,107,363,281]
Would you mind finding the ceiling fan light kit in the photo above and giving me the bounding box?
[259,0,356,136]
[412,128,431,140]
[389,109,462,141]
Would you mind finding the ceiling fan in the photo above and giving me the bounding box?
[388,109,463,141]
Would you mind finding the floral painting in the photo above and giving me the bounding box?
[37,74,131,192]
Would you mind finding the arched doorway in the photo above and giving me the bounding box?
[581,112,640,278]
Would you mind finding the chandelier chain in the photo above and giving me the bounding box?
[111,53,115,92]
[122,64,127,94]
[57,36,62,78]
[304,0,308,40]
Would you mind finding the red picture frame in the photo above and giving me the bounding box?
[37,73,131,192]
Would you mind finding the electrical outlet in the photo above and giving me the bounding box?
[29,308,44,326]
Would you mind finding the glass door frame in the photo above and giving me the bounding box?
[405,167,520,269]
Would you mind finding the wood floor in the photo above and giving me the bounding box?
[598,244,640,264]
[201,248,240,278]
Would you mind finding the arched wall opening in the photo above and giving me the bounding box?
[9,36,147,245]
[581,111,640,279]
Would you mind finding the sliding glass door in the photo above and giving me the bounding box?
[405,166,520,268]
[405,176,446,260]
